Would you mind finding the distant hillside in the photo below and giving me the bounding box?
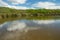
[0,7,60,17]
[0,7,60,14]
[0,7,18,14]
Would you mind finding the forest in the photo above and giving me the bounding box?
[0,7,60,19]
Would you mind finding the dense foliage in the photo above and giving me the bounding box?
[0,7,60,14]
[0,7,60,19]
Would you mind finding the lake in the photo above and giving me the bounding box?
[0,19,60,40]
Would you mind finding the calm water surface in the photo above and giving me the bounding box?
[0,19,60,40]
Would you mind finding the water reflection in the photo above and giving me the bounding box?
[0,19,60,31]
[0,19,60,40]
[33,20,55,24]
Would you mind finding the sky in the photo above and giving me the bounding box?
[0,0,60,9]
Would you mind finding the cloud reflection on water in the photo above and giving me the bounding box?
[0,20,59,32]
[33,20,55,24]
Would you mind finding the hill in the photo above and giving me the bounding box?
[0,7,60,19]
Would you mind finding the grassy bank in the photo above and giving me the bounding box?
[0,16,60,24]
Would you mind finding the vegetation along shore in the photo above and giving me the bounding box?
[0,7,60,19]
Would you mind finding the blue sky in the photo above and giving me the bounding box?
[0,0,60,9]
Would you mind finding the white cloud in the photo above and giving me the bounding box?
[0,0,31,9]
[7,5,35,10]
[0,0,35,9]
[1,0,60,9]
[32,2,60,9]
[8,0,27,5]
[0,0,9,7]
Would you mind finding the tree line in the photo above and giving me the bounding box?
[0,7,60,19]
